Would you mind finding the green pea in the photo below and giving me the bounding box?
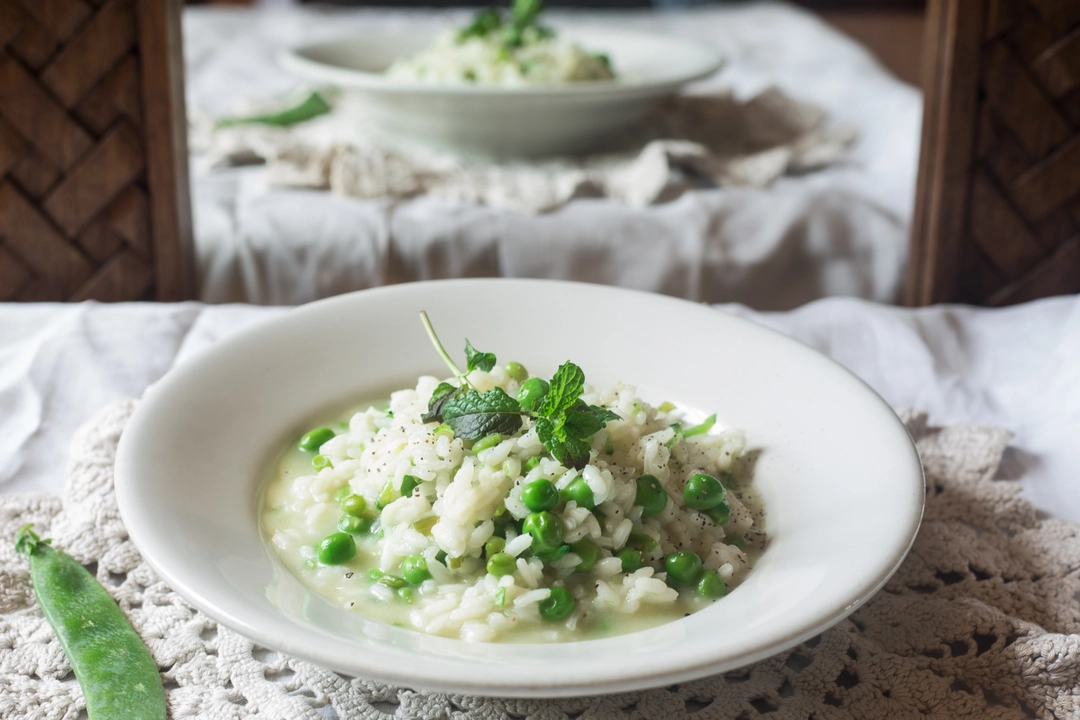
[522,479,559,512]
[378,574,408,589]
[665,551,703,585]
[635,474,668,517]
[560,477,595,510]
[472,433,502,453]
[517,378,550,411]
[617,548,642,573]
[367,568,384,581]
[539,587,575,621]
[705,498,733,526]
[628,529,659,553]
[485,536,506,557]
[401,555,431,585]
[337,515,371,535]
[14,526,166,720]
[318,532,356,565]
[487,552,517,577]
[340,494,367,516]
[524,456,542,472]
[397,587,415,603]
[299,427,336,453]
[523,511,564,551]
[312,454,332,470]
[697,571,727,598]
[401,475,421,497]
[506,361,529,382]
[683,473,726,511]
[569,539,601,572]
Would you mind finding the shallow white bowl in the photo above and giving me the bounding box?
[279,28,722,157]
[115,279,923,697]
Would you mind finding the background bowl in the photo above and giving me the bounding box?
[115,279,923,697]
[279,28,723,157]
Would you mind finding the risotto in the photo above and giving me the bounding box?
[386,0,615,87]
[261,313,765,642]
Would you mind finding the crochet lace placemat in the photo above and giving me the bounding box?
[1,402,1078,720]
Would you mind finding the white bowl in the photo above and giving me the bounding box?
[115,279,923,697]
[279,28,723,157]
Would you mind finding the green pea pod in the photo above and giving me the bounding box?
[15,525,166,720]
[216,90,332,128]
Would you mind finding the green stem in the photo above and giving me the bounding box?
[419,311,478,390]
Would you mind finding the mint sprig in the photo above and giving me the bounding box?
[418,312,619,469]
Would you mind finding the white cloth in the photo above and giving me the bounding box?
[184,3,920,307]
[1,296,1078,526]
[193,88,858,213]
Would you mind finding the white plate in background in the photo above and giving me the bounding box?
[279,29,722,157]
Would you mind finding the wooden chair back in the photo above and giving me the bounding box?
[907,0,1080,306]
[0,0,193,301]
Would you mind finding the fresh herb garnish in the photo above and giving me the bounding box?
[458,7,502,41]
[418,311,619,468]
[422,381,458,423]
[465,339,497,372]
[442,387,524,439]
[456,0,552,51]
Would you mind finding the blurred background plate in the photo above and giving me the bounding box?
[280,28,723,157]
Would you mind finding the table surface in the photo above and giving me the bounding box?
[3,294,1077,524]
[184,2,921,308]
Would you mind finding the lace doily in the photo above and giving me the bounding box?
[2,402,1078,719]
[192,88,856,214]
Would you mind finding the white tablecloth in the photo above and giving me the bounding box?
[185,2,920,308]
[2,295,1077,524]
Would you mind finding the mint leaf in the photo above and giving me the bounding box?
[465,340,497,373]
[422,382,459,423]
[512,0,542,28]
[562,406,605,440]
[459,7,502,42]
[588,405,621,424]
[536,417,590,469]
[442,388,524,440]
[535,416,554,448]
[538,362,585,417]
[551,434,591,470]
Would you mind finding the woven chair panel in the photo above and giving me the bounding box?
[957,0,1080,305]
[0,0,164,302]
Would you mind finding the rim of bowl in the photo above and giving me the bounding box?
[278,28,724,97]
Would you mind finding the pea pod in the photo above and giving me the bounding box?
[15,525,166,720]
